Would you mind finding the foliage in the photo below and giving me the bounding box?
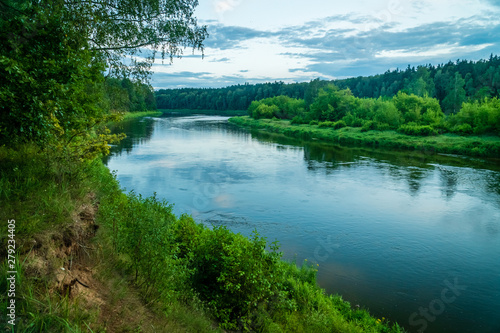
[397,123,438,136]
[245,85,460,139]
[177,222,283,329]
[157,81,309,111]
[318,120,347,129]
[450,123,473,135]
[0,0,205,155]
[0,1,106,146]
[100,182,404,332]
[373,99,402,129]
[361,120,377,132]
[248,96,306,120]
[447,98,500,135]
[392,92,444,125]
[291,116,308,124]
[309,85,357,121]
[60,0,207,81]
[104,78,157,113]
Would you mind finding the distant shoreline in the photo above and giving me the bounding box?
[158,109,247,116]
[229,116,500,159]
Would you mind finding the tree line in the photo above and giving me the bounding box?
[155,55,500,115]
[247,85,500,137]
[156,81,309,110]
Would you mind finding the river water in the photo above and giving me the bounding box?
[105,115,500,333]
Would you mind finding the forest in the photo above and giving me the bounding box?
[155,55,500,115]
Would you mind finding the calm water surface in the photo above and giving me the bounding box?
[105,115,500,333]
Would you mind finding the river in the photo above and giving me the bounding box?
[105,115,500,333]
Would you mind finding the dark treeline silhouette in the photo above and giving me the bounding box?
[156,81,309,111]
[105,77,157,112]
[155,55,500,114]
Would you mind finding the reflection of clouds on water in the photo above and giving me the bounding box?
[214,194,233,208]
[148,160,179,168]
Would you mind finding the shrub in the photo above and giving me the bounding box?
[291,116,308,124]
[333,120,347,129]
[318,121,334,128]
[361,120,376,132]
[309,120,319,125]
[252,104,279,119]
[375,123,391,131]
[397,123,438,136]
[451,123,473,135]
[181,223,283,330]
[373,99,402,129]
[342,112,364,127]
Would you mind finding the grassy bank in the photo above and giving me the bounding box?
[229,116,500,158]
[159,108,248,116]
[122,110,164,120]
[1,127,404,332]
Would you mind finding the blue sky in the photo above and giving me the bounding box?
[151,0,500,89]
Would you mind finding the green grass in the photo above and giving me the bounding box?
[121,110,163,120]
[159,108,248,116]
[229,116,500,158]
[0,145,221,332]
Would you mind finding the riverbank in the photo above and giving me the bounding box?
[229,116,500,158]
[122,110,163,120]
[1,125,404,332]
[159,108,247,116]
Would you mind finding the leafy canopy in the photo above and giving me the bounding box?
[66,0,208,80]
[0,0,207,153]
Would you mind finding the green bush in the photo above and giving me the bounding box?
[397,123,438,136]
[291,116,307,124]
[373,99,402,129]
[447,98,500,135]
[248,96,306,120]
[342,112,364,127]
[183,225,283,329]
[252,104,280,119]
[318,121,334,128]
[309,120,319,125]
[333,120,347,129]
[375,123,391,131]
[451,123,473,135]
[361,120,376,132]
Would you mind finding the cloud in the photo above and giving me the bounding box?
[204,24,267,50]
[152,3,500,88]
[274,13,500,78]
[214,0,242,14]
[209,57,231,62]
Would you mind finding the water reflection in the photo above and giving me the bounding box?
[103,116,157,163]
[439,167,458,199]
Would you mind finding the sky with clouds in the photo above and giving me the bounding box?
[151,0,500,89]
